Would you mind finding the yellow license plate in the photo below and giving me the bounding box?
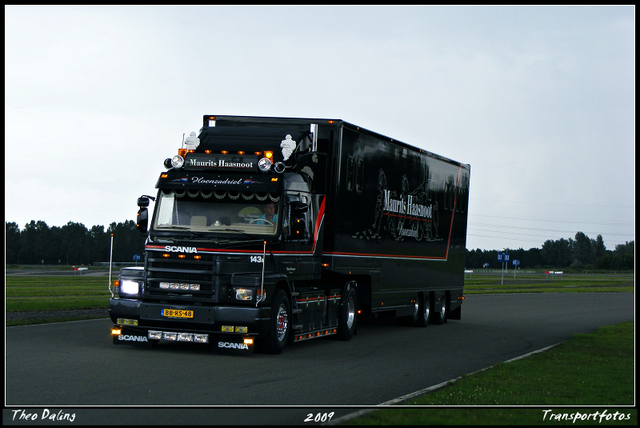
[162,309,194,319]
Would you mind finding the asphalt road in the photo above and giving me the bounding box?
[4,292,634,425]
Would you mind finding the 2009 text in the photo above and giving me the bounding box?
[304,412,334,423]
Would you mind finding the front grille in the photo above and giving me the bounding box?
[145,251,217,301]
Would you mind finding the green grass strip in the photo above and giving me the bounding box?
[6,275,111,313]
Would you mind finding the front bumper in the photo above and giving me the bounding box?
[109,298,270,338]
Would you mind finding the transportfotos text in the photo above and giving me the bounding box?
[542,409,631,423]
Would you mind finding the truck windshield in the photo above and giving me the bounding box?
[153,189,281,236]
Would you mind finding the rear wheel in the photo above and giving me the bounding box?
[337,286,357,341]
[414,294,430,327]
[261,289,290,354]
[433,295,448,325]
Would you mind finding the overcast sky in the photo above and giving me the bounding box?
[5,5,635,252]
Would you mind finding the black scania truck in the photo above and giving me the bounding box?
[110,115,470,354]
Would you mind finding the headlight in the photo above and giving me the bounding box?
[120,280,141,296]
[234,287,254,301]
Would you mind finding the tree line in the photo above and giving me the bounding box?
[5,220,146,266]
[5,221,634,271]
[465,232,634,271]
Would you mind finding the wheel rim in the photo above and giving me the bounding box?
[276,304,288,342]
[423,303,430,322]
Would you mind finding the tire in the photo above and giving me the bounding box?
[414,294,430,327]
[337,286,358,341]
[261,289,290,354]
[433,295,447,325]
[405,299,420,326]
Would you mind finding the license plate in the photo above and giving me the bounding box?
[161,309,194,319]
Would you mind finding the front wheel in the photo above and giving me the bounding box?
[337,286,358,341]
[260,289,290,354]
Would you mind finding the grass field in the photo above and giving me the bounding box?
[5,274,111,313]
[464,272,634,294]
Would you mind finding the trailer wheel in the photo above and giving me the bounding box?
[433,295,448,325]
[338,287,357,341]
[262,289,290,354]
[414,294,430,327]
[405,300,420,326]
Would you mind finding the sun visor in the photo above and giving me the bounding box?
[156,171,282,192]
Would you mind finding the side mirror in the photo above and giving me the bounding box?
[291,201,307,213]
[286,194,307,213]
[291,217,305,239]
[286,195,308,241]
[136,195,154,235]
[136,208,148,235]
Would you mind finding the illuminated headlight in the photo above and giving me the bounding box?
[258,157,272,172]
[171,155,185,168]
[234,287,254,301]
[120,280,141,296]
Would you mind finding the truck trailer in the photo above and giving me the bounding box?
[109,115,470,354]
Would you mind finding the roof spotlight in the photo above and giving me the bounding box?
[258,157,272,172]
[171,155,185,169]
